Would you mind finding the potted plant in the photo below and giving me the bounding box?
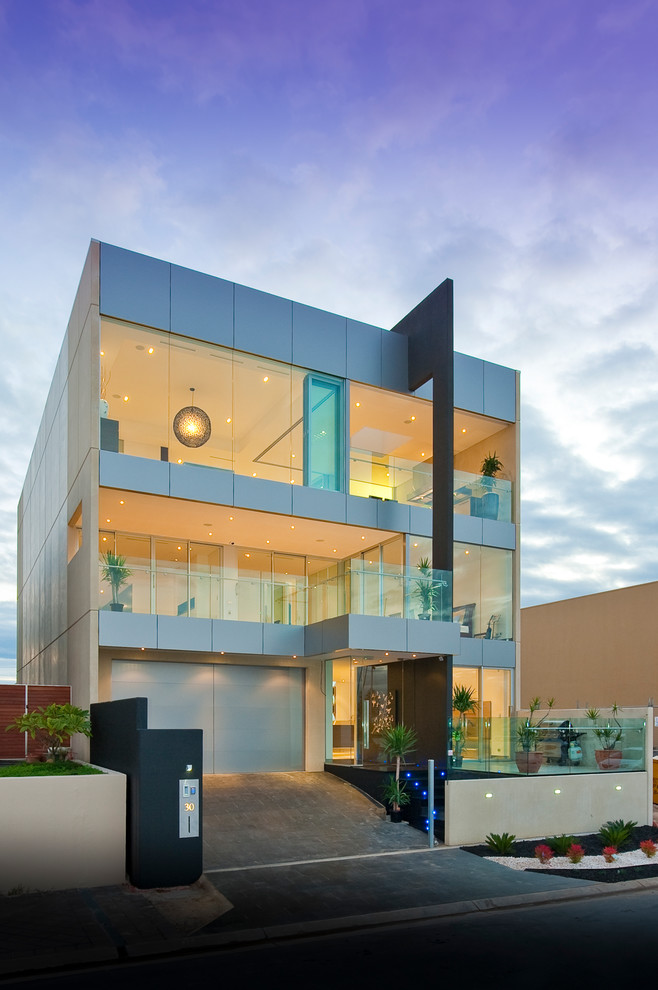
[414,557,436,620]
[515,696,554,774]
[587,705,623,770]
[451,683,478,767]
[380,723,418,822]
[479,451,503,520]
[100,551,132,611]
[6,702,92,762]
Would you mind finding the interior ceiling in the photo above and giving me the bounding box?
[454,409,510,453]
[99,488,398,558]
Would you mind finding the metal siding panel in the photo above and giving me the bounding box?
[347,614,407,652]
[157,616,212,651]
[292,303,347,377]
[211,620,263,654]
[346,495,379,528]
[380,331,409,393]
[262,624,305,656]
[346,320,383,386]
[408,505,432,537]
[481,519,516,550]
[292,485,347,523]
[99,243,170,330]
[234,284,292,363]
[483,361,516,422]
[170,264,234,347]
[233,475,293,514]
[407,619,460,656]
[99,611,158,648]
[169,463,234,504]
[482,639,516,667]
[99,451,170,495]
[455,637,484,664]
[454,352,484,414]
[454,513,484,545]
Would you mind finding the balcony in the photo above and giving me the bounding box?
[453,470,512,523]
[99,558,452,627]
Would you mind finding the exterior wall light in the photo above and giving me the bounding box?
[615,785,622,790]
[554,789,561,794]
[485,792,493,799]
[173,387,211,447]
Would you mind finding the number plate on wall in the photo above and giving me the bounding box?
[179,779,200,838]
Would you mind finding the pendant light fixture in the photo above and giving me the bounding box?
[173,387,211,447]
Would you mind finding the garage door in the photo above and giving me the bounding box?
[112,660,304,773]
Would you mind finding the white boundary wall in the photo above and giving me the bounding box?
[445,770,651,846]
[0,765,126,892]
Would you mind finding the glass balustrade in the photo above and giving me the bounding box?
[449,716,647,776]
[453,470,512,523]
[99,559,452,626]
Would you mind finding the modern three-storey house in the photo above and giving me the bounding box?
[18,241,519,772]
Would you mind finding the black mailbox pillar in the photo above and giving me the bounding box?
[90,698,203,889]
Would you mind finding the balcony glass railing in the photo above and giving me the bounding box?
[453,470,512,523]
[450,716,647,776]
[99,562,452,626]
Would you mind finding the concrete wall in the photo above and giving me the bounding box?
[521,584,658,745]
[17,241,99,712]
[0,766,126,892]
[445,771,652,846]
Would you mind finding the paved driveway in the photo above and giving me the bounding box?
[202,771,429,870]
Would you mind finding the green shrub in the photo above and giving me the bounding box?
[598,819,637,849]
[0,762,103,777]
[548,834,576,856]
[485,832,516,855]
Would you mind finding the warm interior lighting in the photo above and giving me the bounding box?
[252,472,257,477]
[485,793,493,799]
[355,401,360,407]
[100,350,104,356]
[410,415,416,421]
[554,789,561,795]
[263,376,269,382]
[123,395,129,402]
[226,417,231,423]
[148,347,154,354]
[106,518,110,523]
[119,500,124,505]
[173,387,212,447]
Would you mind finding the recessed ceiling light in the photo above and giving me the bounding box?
[291,453,296,458]
[413,543,418,547]
[177,546,182,551]
[123,395,129,402]
[119,500,125,505]
[177,458,183,463]
[410,415,416,421]
[106,518,110,523]
[226,417,232,424]
[100,350,104,356]
[266,539,270,544]
[420,451,425,457]
[290,525,295,530]
[208,532,213,536]
[361,536,365,540]
[263,376,269,383]
[462,428,467,433]
[355,401,360,407]
[228,516,233,521]
[252,472,257,477]
[148,347,154,354]
[102,536,107,541]
[244,553,250,558]
[332,548,337,553]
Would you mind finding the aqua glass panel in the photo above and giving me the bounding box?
[304,374,343,491]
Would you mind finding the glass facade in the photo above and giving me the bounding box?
[453,543,513,640]
[349,383,432,505]
[99,531,451,625]
[100,318,341,490]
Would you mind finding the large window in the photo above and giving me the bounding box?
[453,543,513,640]
[349,383,432,505]
[100,318,342,491]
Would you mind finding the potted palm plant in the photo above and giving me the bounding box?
[587,705,623,770]
[479,451,503,520]
[380,723,418,822]
[515,697,554,774]
[451,683,478,767]
[414,558,436,620]
[100,551,132,611]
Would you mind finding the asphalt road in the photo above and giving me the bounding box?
[5,886,658,989]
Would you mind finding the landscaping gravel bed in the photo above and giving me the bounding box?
[462,825,658,884]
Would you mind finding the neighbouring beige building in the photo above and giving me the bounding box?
[521,581,658,746]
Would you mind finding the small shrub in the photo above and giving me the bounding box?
[567,843,585,864]
[534,844,553,864]
[548,834,576,856]
[598,819,637,849]
[603,846,617,863]
[0,762,103,777]
[640,839,657,859]
[484,832,516,855]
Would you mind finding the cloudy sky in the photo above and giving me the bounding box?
[1,0,657,681]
